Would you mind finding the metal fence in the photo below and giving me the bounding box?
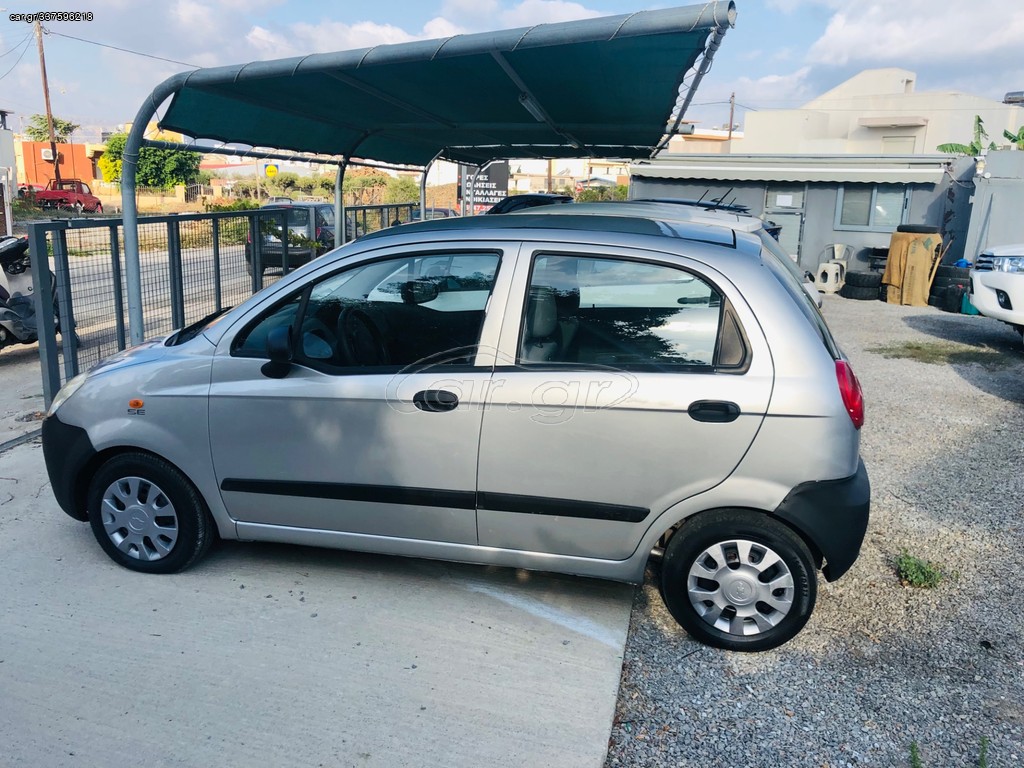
[28,202,419,405]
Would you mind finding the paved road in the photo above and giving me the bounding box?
[0,434,633,768]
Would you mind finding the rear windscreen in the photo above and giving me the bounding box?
[761,248,840,359]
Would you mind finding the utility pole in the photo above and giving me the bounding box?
[34,21,62,184]
[726,92,736,150]
[546,159,553,193]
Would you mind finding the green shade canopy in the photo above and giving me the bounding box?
[157,2,735,167]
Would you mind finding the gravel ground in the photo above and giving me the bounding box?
[605,294,1024,768]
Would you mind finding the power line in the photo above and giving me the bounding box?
[45,28,199,68]
[0,36,30,81]
[1,32,31,57]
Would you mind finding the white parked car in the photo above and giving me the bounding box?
[970,244,1024,338]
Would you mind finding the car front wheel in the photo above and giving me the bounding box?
[87,452,214,574]
[660,509,817,652]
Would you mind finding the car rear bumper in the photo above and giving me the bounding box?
[42,414,96,521]
[772,458,870,581]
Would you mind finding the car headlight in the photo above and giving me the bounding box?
[992,256,1024,273]
[46,372,88,417]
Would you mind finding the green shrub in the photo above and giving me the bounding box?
[894,550,945,588]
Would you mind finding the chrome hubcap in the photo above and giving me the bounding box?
[100,476,178,561]
[687,539,794,636]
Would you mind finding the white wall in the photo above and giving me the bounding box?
[742,69,1024,155]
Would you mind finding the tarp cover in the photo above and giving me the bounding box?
[158,3,735,166]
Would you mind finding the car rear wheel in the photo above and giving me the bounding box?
[87,452,214,574]
[660,509,817,651]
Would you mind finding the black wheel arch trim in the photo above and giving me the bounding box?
[41,415,96,521]
[772,458,870,581]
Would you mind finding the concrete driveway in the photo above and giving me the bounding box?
[0,353,634,768]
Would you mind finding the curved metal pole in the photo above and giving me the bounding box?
[419,164,429,219]
[419,151,443,220]
[121,72,191,345]
[335,159,348,244]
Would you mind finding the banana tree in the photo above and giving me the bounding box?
[1003,126,1024,150]
[937,115,998,156]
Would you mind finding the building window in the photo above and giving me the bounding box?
[835,184,909,231]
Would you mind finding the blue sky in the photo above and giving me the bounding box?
[1,0,1021,144]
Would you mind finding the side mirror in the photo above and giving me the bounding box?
[400,279,440,305]
[261,324,294,379]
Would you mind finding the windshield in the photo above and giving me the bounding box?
[167,308,232,345]
[761,253,840,359]
[757,229,807,285]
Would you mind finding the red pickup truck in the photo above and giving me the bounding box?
[34,179,103,213]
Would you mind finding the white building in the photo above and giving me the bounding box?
[740,68,1024,155]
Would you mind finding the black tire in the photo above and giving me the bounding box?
[878,284,888,302]
[87,452,214,574]
[942,285,966,313]
[896,224,940,234]
[935,265,971,281]
[73,201,84,215]
[660,509,817,652]
[839,284,880,300]
[928,294,944,308]
[844,271,882,289]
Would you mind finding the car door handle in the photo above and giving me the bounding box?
[413,389,459,413]
[688,400,740,423]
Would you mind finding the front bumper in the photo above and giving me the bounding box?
[41,414,97,521]
[773,458,870,581]
[970,270,1024,325]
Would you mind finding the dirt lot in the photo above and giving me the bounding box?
[606,295,1024,768]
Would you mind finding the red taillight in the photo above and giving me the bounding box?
[835,360,864,430]
[315,226,322,239]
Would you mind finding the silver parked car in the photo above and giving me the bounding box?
[43,212,869,651]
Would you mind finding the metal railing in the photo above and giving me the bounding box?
[28,202,419,405]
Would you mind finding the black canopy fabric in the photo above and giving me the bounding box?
[157,2,735,166]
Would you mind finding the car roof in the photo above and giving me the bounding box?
[359,211,753,251]
[520,200,766,233]
[260,201,328,208]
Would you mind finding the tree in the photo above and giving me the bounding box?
[384,176,418,204]
[1003,126,1024,150]
[98,132,201,189]
[343,168,389,205]
[25,113,79,143]
[575,184,628,202]
[937,115,998,156]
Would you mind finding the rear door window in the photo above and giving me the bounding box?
[519,253,745,370]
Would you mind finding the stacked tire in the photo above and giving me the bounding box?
[839,271,883,301]
[929,265,971,312]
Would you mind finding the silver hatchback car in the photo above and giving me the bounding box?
[43,213,869,652]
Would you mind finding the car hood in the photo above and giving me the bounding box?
[89,338,172,374]
[981,244,1024,257]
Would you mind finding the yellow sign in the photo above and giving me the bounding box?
[265,164,279,178]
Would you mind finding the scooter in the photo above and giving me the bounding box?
[0,235,62,351]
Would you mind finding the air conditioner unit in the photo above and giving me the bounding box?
[40,148,54,161]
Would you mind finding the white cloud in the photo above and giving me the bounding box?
[290,20,416,53]
[500,0,601,28]
[807,1,1024,67]
[422,17,467,39]
[443,0,500,18]
[730,66,814,109]
[172,0,217,31]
